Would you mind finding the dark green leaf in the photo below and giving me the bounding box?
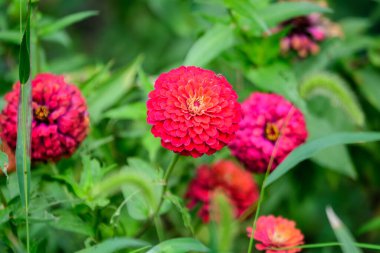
[264,132,380,188]
[146,238,209,253]
[19,15,30,84]
[103,102,146,121]
[38,11,98,36]
[358,216,380,235]
[165,193,194,235]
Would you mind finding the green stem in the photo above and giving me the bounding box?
[247,107,295,253]
[268,242,380,251]
[0,187,7,207]
[134,154,180,238]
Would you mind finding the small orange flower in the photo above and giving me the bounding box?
[247,215,304,253]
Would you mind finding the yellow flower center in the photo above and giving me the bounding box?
[187,96,205,115]
[265,122,279,141]
[34,105,49,121]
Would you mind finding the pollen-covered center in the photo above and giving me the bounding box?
[34,105,49,122]
[270,229,288,245]
[187,96,205,115]
[264,122,280,141]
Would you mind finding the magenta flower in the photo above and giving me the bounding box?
[229,92,307,173]
[0,73,90,162]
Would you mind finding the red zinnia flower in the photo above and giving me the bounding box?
[229,92,307,173]
[185,160,259,223]
[0,73,90,162]
[247,215,304,253]
[147,66,242,158]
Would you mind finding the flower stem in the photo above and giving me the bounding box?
[247,107,295,253]
[134,153,180,238]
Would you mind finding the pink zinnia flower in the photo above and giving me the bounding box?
[0,73,90,162]
[147,66,242,158]
[229,92,307,173]
[247,215,304,253]
[185,160,259,223]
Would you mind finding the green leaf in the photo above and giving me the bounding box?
[353,67,380,112]
[212,192,237,253]
[300,73,365,127]
[184,24,235,67]
[50,211,94,237]
[19,14,30,84]
[245,63,305,110]
[146,238,209,253]
[0,150,9,177]
[0,30,20,44]
[260,2,331,27]
[358,216,380,235]
[165,193,194,235]
[75,238,149,253]
[103,102,146,121]
[38,11,98,36]
[88,56,142,123]
[264,132,380,188]
[326,207,363,253]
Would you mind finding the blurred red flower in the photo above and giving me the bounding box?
[0,73,89,162]
[185,160,259,223]
[229,92,307,173]
[247,215,304,253]
[147,66,241,158]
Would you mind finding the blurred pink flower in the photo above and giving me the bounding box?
[0,73,89,162]
[185,160,259,223]
[229,92,307,173]
[247,215,304,253]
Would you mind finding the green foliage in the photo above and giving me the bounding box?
[75,238,149,253]
[146,238,209,253]
[300,72,365,127]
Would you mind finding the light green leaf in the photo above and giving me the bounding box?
[103,102,146,121]
[260,2,331,27]
[38,11,98,36]
[146,238,209,253]
[300,73,365,127]
[264,132,380,188]
[75,238,149,253]
[245,63,305,110]
[0,30,20,44]
[88,56,142,123]
[212,192,237,253]
[326,207,363,253]
[165,193,194,235]
[50,211,94,237]
[0,150,9,177]
[184,24,235,66]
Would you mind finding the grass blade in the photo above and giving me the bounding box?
[264,132,380,188]
[326,207,363,253]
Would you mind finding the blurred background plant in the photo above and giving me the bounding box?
[0,0,380,252]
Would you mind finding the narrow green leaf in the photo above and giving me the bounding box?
[264,132,380,188]
[353,67,380,112]
[260,2,331,27]
[358,216,380,235]
[88,56,142,123]
[146,238,209,253]
[75,238,149,253]
[0,149,9,177]
[19,15,30,84]
[184,24,235,66]
[300,73,365,127]
[326,207,363,253]
[50,211,94,237]
[38,11,98,36]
